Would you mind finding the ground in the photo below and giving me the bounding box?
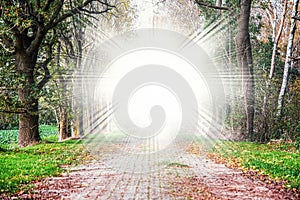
[2,141,299,200]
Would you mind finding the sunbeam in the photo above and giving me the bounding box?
[65,0,241,174]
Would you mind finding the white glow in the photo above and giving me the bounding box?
[94,48,214,149]
[128,84,181,128]
[99,49,211,106]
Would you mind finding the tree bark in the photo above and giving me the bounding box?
[72,66,83,138]
[16,51,41,147]
[57,44,69,141]
[58,106,69,141]
[235,0,255,137]
[18,100,40,147]
[72,19,84,138]
[277,0,299,116]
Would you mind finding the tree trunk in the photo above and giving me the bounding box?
[18,99,40,147]
[235,0,255,137]
[58,107,68,141]
[58,77,69,141]
[72,28,84,138]
[72,68,83,138]
[277,0,299,116]
[56,44,69,141]
[271,2,278,43]
[16,51,41,147]
[269,0,288,79]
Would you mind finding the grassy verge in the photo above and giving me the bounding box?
[0,139,91,194]
[0,125,58,144]
[209,141,300,190]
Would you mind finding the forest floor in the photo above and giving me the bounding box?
[2,141,299,200]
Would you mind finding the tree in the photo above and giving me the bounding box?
[52,0,136,140]
[0,1,113,147]
[55,42,70,141]
[259,0,288,141]
[79,0,137,135]
[235,0,254,137]
[277,0,299,116]
[269,0,288,79]
[195,0,255,137]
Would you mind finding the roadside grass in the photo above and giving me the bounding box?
[0,125,91,195]
[0,125,58,144]
[0,139,91,194]
[209,141,300,190]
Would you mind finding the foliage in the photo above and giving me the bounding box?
[0,113,18,130]
[0,125,58,145]
[195,0,239,28]
[0,44,20,114]
[0,139,89,194]
[252,36,300,142]
[210,141,300,189]
[0,0,115,147]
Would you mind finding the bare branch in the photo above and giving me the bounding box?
[27,0,114,55]
[80,12,99,21]
[269,0,288,79]
[0,40,14,53]
[43,0,56,11]
[46,0,64,28]
[195,1,230,11]
[26,25,46,55]
[78,7,111,15]
[37,35,56,89]
[45,0,114,31]
[289,56,300,61]
[292,15,300,21]
[37,57,52,90]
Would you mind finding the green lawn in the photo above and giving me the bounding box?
[210,141,300,189]
[0,125,91,194]
[0,139,90,194]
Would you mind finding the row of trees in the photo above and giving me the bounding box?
[0,0,137,147]
[195,0,299,142]
[0,0,299,147]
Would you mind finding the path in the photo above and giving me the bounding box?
[4,140,299,200]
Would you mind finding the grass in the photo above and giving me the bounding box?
[167,162,190,168]
[210,141,300,190]
[0,139,90,194]
[0,125,58,144]
[0,125,91,195]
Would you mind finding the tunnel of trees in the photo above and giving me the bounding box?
[0,0,299,147]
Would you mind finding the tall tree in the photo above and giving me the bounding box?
[195,0,255,136]
[269,0,288,79]
[277,0,299,116]
[52,0,136,139]
[235,0,254,137]
[261,0,288,141]
[0,0,113,147]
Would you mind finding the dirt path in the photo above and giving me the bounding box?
[3,142,299,200]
